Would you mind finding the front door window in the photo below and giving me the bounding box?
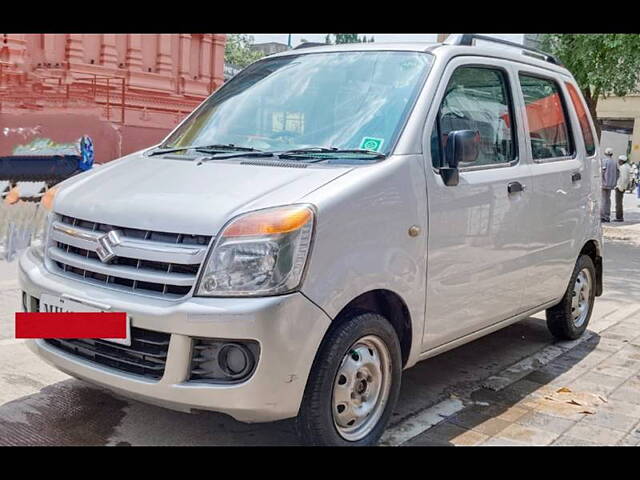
[431,67,517,169]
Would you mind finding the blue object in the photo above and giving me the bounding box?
[79,135,95,171]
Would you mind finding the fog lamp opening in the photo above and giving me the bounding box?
[218,343,253,378]
[190,338,259,383]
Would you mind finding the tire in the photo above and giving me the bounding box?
[295,312,402,446]
[546,255,596,340]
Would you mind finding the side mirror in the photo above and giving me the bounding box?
[440,130,480,187]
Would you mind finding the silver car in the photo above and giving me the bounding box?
[19,35,603,445]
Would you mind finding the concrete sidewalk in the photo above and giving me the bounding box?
[603,191,640,245]
[403,307,640,446]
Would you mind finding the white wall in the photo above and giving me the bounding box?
[601,130,632,161]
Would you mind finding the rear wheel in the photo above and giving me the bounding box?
[295,312,402,446]
[546,255,596,340]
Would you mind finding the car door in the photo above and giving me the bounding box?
[513,69,590,309]
[422,57,534,350]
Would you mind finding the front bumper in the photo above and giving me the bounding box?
[19,247,332,423]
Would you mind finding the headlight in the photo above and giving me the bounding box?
[30,186,57,258]
[31,211,53,260]
[196,204,315,296]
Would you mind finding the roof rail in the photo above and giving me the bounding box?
[444,34,561,66]
[294,42,327,50]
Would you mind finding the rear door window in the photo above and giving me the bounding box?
[518,74,574,161]
[565,82,597,156]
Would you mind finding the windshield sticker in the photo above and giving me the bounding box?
[360,137,384,152]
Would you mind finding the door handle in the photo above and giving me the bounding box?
[572,172,582,183]
[507,181,525,194]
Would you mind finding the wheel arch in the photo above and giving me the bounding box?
[580,239,603,297]
[328,289,413,367]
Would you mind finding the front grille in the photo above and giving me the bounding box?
[47,214,212,298]
[45,327,171,380]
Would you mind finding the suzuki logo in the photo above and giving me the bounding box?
[95,230,122,263]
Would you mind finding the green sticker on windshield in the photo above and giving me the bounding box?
[360,137,384,152]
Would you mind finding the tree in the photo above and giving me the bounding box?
[325,34,368,45]
[541,34,640,138]
[224,34,265,69]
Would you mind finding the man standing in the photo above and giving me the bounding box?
[634,162,640,206]
[615,155,632,222]
[601,147,618,223]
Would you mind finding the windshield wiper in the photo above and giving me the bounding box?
[278,147,337,154]
[194,144,263,154]
[277,147,387,160]
[146,144,263,157]
[197,151,276,162]
[146,147,193,157]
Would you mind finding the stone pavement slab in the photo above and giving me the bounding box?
[496,423,560,445]
[563,422,628,445]
[579,409,639,433]
[515,411,575,435]
[552,435,602,446]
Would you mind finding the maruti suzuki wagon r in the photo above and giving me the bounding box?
[19,34,603,446]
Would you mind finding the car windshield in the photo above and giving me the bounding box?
[161,50,433,157]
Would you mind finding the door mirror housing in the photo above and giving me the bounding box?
[440,129,480,186]
[445,129,480,168]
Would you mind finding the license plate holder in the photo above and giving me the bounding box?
[38,293,131,346]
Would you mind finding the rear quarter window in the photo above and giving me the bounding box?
[565,82,597,156]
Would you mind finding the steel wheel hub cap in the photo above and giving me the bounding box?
[571,268,592,328]
[332,335,392,441]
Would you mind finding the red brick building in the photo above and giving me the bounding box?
[0,34,226,163]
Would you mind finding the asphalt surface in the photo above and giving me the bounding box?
[0,237,638,445]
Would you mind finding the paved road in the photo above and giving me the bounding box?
[0,237,638,445]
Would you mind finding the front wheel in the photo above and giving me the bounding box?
[295,312,402,446]
[546,255,596,340]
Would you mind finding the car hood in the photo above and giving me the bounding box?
[53,154,352,235]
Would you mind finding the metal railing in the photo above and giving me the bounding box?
[73,75,126,123]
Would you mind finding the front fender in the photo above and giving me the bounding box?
[300,155,428,367]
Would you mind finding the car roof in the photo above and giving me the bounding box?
[266,41,572,78]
